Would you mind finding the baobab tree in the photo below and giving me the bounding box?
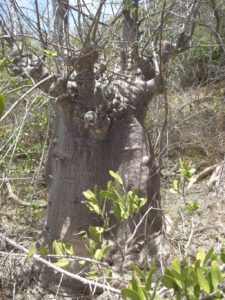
[0,0,198,294]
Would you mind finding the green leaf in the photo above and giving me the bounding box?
[53,240,64,256]
[196,268,210,294]
[171,259,181,273]
[121,288,141,300]
[161,274,175,289]
[0,94,5,117]
[109,170,123,185]
[113,202,122,222]
[87,239,96,251]
[94,249,104,260]
[86,202,101,215]
[55,258,70,269]
[193,284,201,299]
[219,237,225,247]
[173,179,180,192]
[83,190,96,200]
[107,180,114,190]
[196,247,206,266]
[138,197,147,208]
[190,168,196,175]
[211,261,222,290]
[131,273,140,292]
[133,266,145,281]
[88,226,104,243]
[28,244,36,258]
[99,191,115,200]
[112,187,122,200]
[86,270,98,280]
[64,243,74,255]
[77,230,87,239]
[185,201,200,213]
[151,277,160,300]
[203,248,214,265]
[146,265,157,290]
[43,49,57,57]
[104,268,113,278]
[221,249,225,263]
[136,287,147,300]
[170,270,183,289]
[38,246,50,256]
[102,245,111,256]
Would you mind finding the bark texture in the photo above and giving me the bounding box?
[40,72,162,292]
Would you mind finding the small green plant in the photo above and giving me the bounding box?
[123,247,225,300]
[82,170,147,262]
[185,201,200,213]
[162,247,225,300]
[121,266,161,300]
[171,159,196,202]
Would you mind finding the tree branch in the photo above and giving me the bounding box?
[0,233,121,295]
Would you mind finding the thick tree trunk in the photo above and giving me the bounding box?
[41,95,162,292]
[39,0,162,292]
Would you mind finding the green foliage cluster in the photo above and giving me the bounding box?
[161,247,225,299]
[82,174,225,299]
[82,170,147,260]
[25,173,225,299]
[171,159,196,203]
[122,247,225,300]
[121,265,160,300]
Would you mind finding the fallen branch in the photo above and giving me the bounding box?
[207,163,224,191]
[0,251,119,271]
[187,164,218,189]
[0,233,121,295]
[4,177,47,208]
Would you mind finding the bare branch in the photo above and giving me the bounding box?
[0,233,121,295]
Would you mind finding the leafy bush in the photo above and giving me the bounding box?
[82,170,147,261]
[123,247,225,299]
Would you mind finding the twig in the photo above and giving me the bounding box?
[125,206,153,250]
[0,233,121,295]
[0,250,121,278]
[0,251,113,269]
[185,219,194,250]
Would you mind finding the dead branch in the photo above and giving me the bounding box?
[0,233,121,295]
[3,177,47,208]
[187,164,218,189]
[208,163,224,191]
